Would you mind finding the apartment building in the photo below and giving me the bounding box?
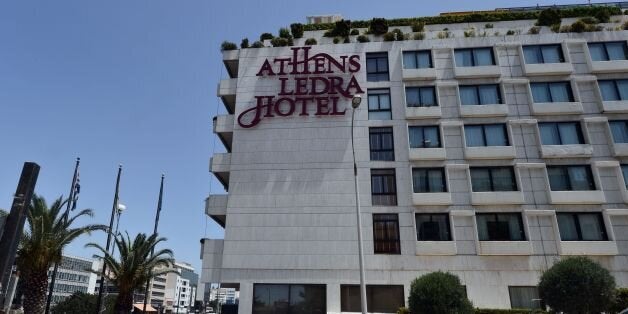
[203,4,628,313]
[46,255,97,305]
[162,262,198,313]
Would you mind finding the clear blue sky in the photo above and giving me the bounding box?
[0,0,599,272]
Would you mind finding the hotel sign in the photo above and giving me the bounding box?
[237,46,364,128]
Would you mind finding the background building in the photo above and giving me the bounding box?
[204,3,628,313]
[161,261,198,313]
[46,255,97,305]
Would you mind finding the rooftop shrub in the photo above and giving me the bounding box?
[278,27,291,39]
[332,37,341,44]
[331,19,351,37]
[368,17,389,35]
[528,26,540,34]
[343,36,350,43]
[250,41,264,48]
[537,8,561,26]
[595,6,612,22]
[350,29,359,35]
[485,23,494,28]
[270,37,290,47]
[411,21,425,32]
[356,35,370,43]
[221,41,237,51]
[392,28,405,40]
[382,32,396,41]
[260,33,274,41]
[304,38,317,45]
[290,23,304,38]
[240,38,249,49]
[413,32,425,40]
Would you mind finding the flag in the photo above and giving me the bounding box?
[71,169,80,210]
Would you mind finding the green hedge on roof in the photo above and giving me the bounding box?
[301,6,622,31]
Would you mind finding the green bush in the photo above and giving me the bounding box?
[437,31,450,39]
[331,19,351,37]
[221,41,237,51]
[550,24,561,33]
[570,20,587,32]
[409,271,473,314]
[260,33,274,41]
[350,29,359,35]
[595,7,612,23]
[290,23,304,38]
[397,307,410,314]
[343,36,350,43]
[579,16,598,24]
[537,8,561,26]
[240,38,249,49]
[369,17,389,35]
[323,30,333,37]
[528,26,540,34]
[270,37,290,47]
[332,37,340,44]
[250,41,264,48]
[464,29,476,37]
[475,309,548,314]
[506,30,516,35]
[383,32,396,41]
[356,35,370,43]
[411,21,425,32]
[279,27,291,39]
[304,38,317,45]
[413,32,425,40]
[391,28,405,40]
[485,23,494,28]
[539,256,615,313]
[611,288,628,313]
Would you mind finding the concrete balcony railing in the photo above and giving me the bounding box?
[611,142,628,157]
[530,101,584,115]
[210,153,231,191]
[412,192,452,206]
[601,100,628,113]
[540,144,593,158]
[405,106,442,119]
[217,78,237,114]
[213,114,234,152]
[548,190,606,204]
[459,104,509,117]
[464,146,516,159]
[415,241,457,256]
[454,65,501,78]
[478,241,533,255]
[205,195,227,227]
[559,241,618,256]
[402,68,437,81]
[409,147,446,160]
[471,191,525,205]
[589,59,628,74]
[522,62,574,76]
[200,239,224,283]
[222,49,240,78]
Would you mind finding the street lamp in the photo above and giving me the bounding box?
[350,94,368,314]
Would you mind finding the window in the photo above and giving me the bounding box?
[373,214,400,254]
[366,52,389,81]
[459,84,502,105]
[371,169,397,206]
[412,168,447,193]
[470,167,518,192]
[538,122,585,145]
[476,213,526,241]
[610,120,628,143]
[406,86,437,107]
[557,213,608,241]
[509,287,543,309]
[455,47,495,67]
[588,41,628,61]
[409,126,441,148]
[403,50,433,69]
[530,82,574,103]
[547,165,596,191]
[253,284,326,314]
[416,214,451,241]
[598,79,628,101]
[369,127,394,161]
[341,285,405,313]
[464,124,509,147]
[368,89,391,120]
[622,165,628,188]
[523,44,565,64]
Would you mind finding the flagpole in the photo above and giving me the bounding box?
[96,164,122,314]
[143,174,165,314]
[44,157,80,314]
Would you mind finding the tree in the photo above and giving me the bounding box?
[408,271,473,314]
[16,195,105,314]
[87,232,174,314]
[539,256,615,313]
[51,291,115,314]
[611,288,628,313]
[537,8,561,26]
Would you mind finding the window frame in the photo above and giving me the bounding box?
[508,286,544,310]
[598,79,628,101]
[538,121,585,145]
[402,50,433,69]
[415,213,452,241]
[366,52,390,82]
[464,124,510,147]
[369,127,395,161]
[556,212,608,241]
[412,167,447,193]
[340,285,405,313]
[367,88,392,120]
[252,283,327,314]
[408,125,442,148]
[405,86,438,107]
[610,120,628,143]
[622,164,628,188]
[470,166,518,192]
[546,165,596,191]
[522,44,565,64]
[530,82,575,103]
[459,84,503,106]
[372,213,401,254]
[476,213,527,241]
[370,169,398,206]
[454,47,496,67]
[588,41,628,61]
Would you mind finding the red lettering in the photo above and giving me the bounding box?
[296,97,315,116]
[330,97,346,115]
[313,57,326,74]
[279,78,293,96]
[310,77,330,95]
[274,98,296,116]
[328,77,346,96]
[348,55,361,72]
[273,58,291,75]
[346,75,364,95]
[256,59,275,76]
[315,97,330,115]
[294,78,308,95]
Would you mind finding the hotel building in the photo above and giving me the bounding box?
[202,4,628,313]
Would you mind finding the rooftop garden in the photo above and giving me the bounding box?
[221,6,626,50]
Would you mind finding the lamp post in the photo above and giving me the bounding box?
[350,95,368,314]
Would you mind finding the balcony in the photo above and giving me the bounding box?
[612,143,628,157]
[471,191,524,205]
[454,65,501,78]
[409,147,446,160]
[222,49,240,78]
[217,78,237,114]
[205,195,227,228]
[540,144,593,158]
[464,146,516,159]
[477,241,533,255]
[405,106,442,119]
[558,241,618,256]
[210,153,231,191]
[548,190,606,204]
[213,114,234,152]
[200,239,224,283]
[412,193,452,206]
[415,242,457,255]
[459,104,509,117]
[588,59,628,74]
[530,101,583,115]
[522,62,574,76]
[402,68,437,81]
[601,100,628,113]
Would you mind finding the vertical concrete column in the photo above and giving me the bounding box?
[327,283,341,314]
[238,282,253,314]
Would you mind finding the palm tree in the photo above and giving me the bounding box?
[87,232,174,314]
[16,194,105,314]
